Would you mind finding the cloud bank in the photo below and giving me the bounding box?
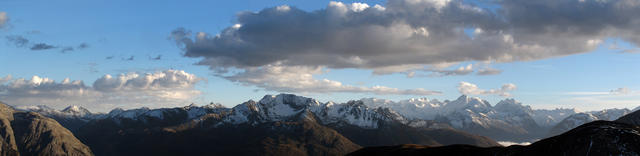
[172,0,640,70]
[0,70,202,112]
[224,64,440,95]
[171,0,640,94]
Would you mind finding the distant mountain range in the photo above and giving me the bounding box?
[362,95,580,142]
[547,108,631,137]
[349,120,640,156]
[10,93,640,155]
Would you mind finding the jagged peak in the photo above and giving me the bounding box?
[455,94,471,101]
[325,101,336,107]
[258,93,320,108]
[61,105,91,114]
[374,107,405,121]
[203,102,226,109]
[108,108,125,116]
[494,98,527,108]
[345,100,366,107]
[497,98,518,104]
[448,95,489,107]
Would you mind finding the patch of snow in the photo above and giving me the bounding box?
[497,141,531,146]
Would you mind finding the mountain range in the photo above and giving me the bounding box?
[362,95,580,142]
[19,94,502,155]
[9,93,640,155]
[349,120,640,156]
[351,106,640,155]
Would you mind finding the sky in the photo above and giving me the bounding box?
[1,0,639,112]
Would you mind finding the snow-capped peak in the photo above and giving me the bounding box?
[259,94,322,108]
[203,102,226,109]
[444,95,491,113]
[221,94,401,129]
[224,94,322,124]
[494,99,533,115]
[548,108,631,136]
[61,105,92,117]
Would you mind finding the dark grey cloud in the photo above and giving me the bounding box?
[59,43,90,53]
[169,0,640,95]
[105,56,114,59]
[123,56,135,61]
[5,35,89,52]
[6,35,29,47]
[78,43,89,49]
[60,47,74,53]
[150,55,162,60]
[172,0,640,72]
[30,43,57,50]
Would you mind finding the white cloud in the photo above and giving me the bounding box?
[0,12,7,28]
[457,81,517,97]
[224,63,440,95]
[350,3,370,12]
[93,70,200,92]
[0,70,203,112]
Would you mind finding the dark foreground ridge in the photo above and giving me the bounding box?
[349,120,640,156]
[0,102,93,156]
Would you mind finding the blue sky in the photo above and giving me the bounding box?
[1,0,639,112]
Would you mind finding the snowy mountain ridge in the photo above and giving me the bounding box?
[547,108,631,136]
[16,94,637,143]
[223,94,403,129]
[360,95,574,129]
